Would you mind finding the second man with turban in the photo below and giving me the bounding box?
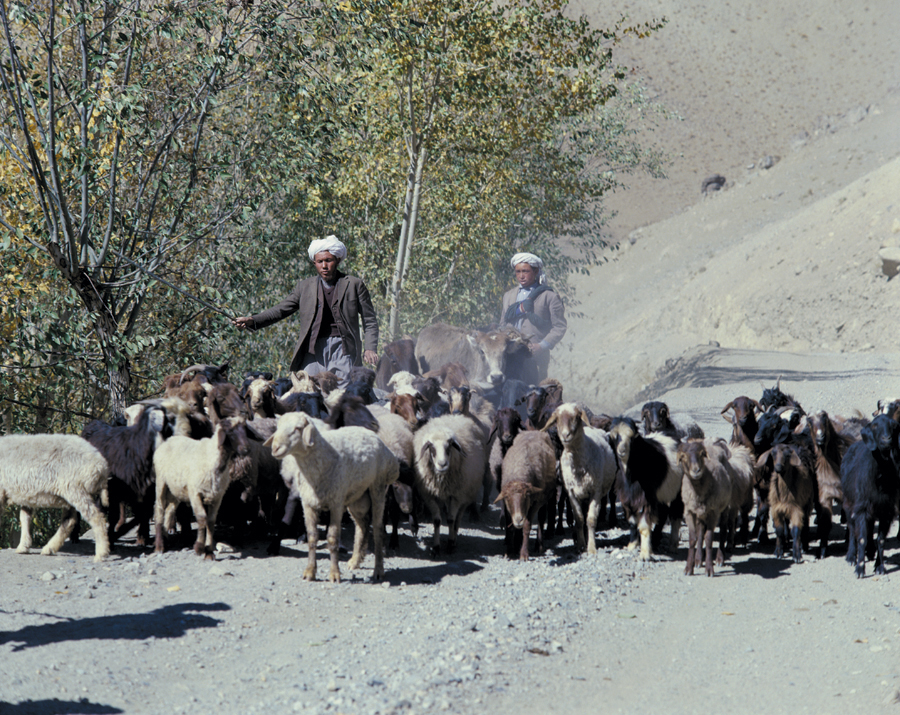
[499,252,567,380]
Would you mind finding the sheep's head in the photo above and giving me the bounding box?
[861,414,900,458]
[608,416,639,465]
[543,403,588,447]
[640,401,670,434]
[246,378,277,418]
[265,413,318,459]
[290,370,318,394]
[676,439,707,481]
[494,481,544,529]
[418,430,464,475]
[387,371,417,392]
[448,386,472,416]
[219,415,251,458]
[490,408,521,447]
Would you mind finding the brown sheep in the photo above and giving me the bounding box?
[677,438,734,576]
[494,432,556,561]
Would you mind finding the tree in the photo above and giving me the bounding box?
[279,0,666,338]
[0,0,350,418]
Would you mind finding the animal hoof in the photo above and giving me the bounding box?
[347,556,362,570]
[429,546,441,558]
[328,569,341,583]
[302,567,317,581]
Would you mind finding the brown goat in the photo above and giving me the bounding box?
[756,444,815,563]
[390,391,421,429]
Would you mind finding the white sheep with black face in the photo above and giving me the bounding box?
[0,433,110,562]
[265,412,399,583]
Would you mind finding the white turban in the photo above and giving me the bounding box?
[308,235,347,262]
[510,252,546,285]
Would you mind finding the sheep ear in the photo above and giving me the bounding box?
[450,437,467,456]
[216,425,227,447]
[493,492,506,504]
[578,409,591,427]
[861,425,878,452]
[419,441,434,463]
[541,412,558,432]
[755,450,771,468]
[262,435,274,449]
[302,423,316,448]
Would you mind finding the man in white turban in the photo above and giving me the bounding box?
[499,251,567,380]
[232,235,378,379]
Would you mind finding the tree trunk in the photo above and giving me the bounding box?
[388,145,427,339]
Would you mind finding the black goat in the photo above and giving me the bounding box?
[81,405,171,547]
[841,415,900,577]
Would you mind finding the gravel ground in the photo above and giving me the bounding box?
[4,347,900,715]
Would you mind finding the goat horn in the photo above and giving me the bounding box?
[180,364,212,385]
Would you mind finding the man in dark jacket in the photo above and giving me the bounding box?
[499,252,567,380]
[232,236,378,379]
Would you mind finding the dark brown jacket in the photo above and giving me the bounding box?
[249,271,378,371]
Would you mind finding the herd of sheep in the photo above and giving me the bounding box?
[2,344,900,582]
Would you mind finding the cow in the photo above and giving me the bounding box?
[415,323,537,388]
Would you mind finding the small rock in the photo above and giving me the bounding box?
[878,247,900,278]
[208,566,232,578]
[760,155,779,170]
[215,542,234,554]
[41,572,57,582]
[701,174,726,194]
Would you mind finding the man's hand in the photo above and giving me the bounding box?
[232,316,254,330]
[529,342,543,354]
[363,349,379,365]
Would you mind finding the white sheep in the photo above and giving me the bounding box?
[264,412,399,582]
[152,415,251,558]
[543,404,620,555]
[0,434,110,562]
[413,414,487,556]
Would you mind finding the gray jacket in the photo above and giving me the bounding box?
[500,285,567,349]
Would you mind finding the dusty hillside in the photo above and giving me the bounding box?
[554,0,900,412]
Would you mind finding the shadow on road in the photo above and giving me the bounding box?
[730,555,795,579]
[0,699,123,715]
[0,601,230,652]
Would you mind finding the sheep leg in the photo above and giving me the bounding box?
[519,514,532,561]
[773,517,786,559]
[480,463,493,513]
[188,493,212,558]
[844,506,857,566]
[638,510,653,561]
[204,495,225,560]
[790,523,803,564]
[447,503,465,554]
[566,493,586,552]
[423,496,442,558]
[816,503,832,559]
[684,517,697,576]
[369,486,385,581]
[16,506,34,553]
[154,487,169,554]
[703,524,717,577]
[347,495,371,571]
[65,491,111,562]
[853,513,868,578]
[532,504,545,556]
[41,506,79,557]
[585,499,600,555]
[302,506,320,581]
[874,516,891,575]
[326,509,343,583]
